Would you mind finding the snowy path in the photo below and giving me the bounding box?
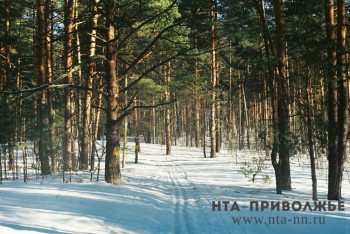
[1,143,350,233]
[156,157,232,234]
[119,146,238,234]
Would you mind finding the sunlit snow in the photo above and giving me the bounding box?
[1,142,349,233]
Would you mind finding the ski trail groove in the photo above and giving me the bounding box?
[156,156,230,234]
[172,161,234,234]
[164,161,191,234]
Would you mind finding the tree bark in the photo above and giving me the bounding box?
[173,101,178,146]
[4,0,16,172]
[63,0,76,172]
[273,0,291,190]
[122,73,128,168]
[90,79,103,171]
[152,98,156,144]
[4,0,11,88]
[336,0,348,199]
[242,80,250,149]
[165,62,172,155]
[210,1,217,158]
[238,70,243,149]
[134,99,140,163]
[104,0,121,184]
[255,0,274,151]
[37,0,51,175]
[194,56,201,147]
[325,0,339,200]
[82,0,100,171]
[227,42,234,142]
[215,63,221,153]
[306,72,317,201]
[45,0,56,173]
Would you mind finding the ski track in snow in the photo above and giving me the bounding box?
[0,143,350,234]
[161,158,232,234]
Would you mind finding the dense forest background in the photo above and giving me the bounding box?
[0,0,349,200]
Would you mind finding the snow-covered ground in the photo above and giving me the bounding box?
[0,143,349,234]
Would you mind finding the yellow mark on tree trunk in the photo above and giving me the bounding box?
[113,146,120,159]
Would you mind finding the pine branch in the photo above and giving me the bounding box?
[0,83,107,97]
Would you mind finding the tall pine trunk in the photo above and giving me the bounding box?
[306,71,317,201]
[255,0,274,151]
[210,1,217,158]
[194,57,201,148]
[134,99,140,163]
[122,73,128,168]
[325,0,339,200]
[37,0,51,175]
[273,0,291,191]
[4,0,15,172]
[104,0,121,184]
[336,0,348,199]
[63,0,76,172]
[45,0,56,173]
[165,62,172,155]
[90,80,103,171]
[82,0,100,171]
